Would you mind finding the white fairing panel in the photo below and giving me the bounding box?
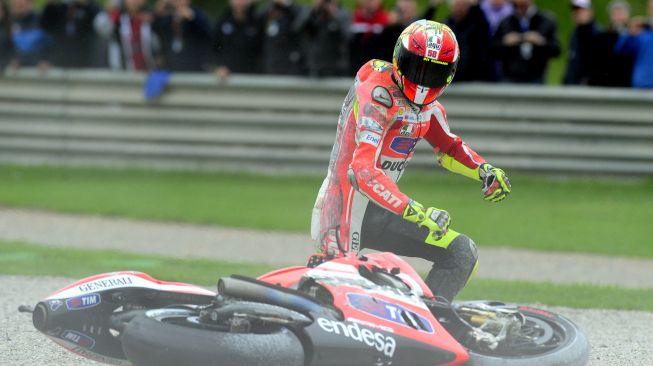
[47,272,216,300]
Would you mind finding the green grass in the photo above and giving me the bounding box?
[2,241,652,311]
[458,279,653,312]
[0,241,277,286]
[0,165,651,258]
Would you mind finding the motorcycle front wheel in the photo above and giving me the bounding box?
[461,302,589,366]
[119,305,305,366]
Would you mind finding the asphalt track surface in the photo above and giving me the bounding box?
[2,275,652,366]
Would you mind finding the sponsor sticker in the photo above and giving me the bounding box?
[61,330,96,349]
[426,31,442,59]
[66,293,101,310]
[390,137,418,154]
[369,181,403,208]
[48,299,63,312]
[317,317,396,358]
[351,232,361,253]
[359,131,381,147]
[347,293,434,333]
[360,117,383,133]
[372,86,393,108]
[381,160,405,172]
[399,124,414,137]
[394,99,412,106]
[78,276,133,293]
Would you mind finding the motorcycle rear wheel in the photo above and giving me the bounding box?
[120,307,305,366]
[464,304,589,366]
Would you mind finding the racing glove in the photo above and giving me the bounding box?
[403,200,451,243]
[479,164,511,203]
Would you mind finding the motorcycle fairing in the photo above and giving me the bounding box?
[303,316,459,366]
[257,265,311,288]
[257,252,434,299]
[47,271,216,300]
[259,253,469,365]
[36,272,215,365]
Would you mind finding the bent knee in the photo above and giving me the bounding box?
[447,234,478,268]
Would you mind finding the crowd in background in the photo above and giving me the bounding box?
[0,0,652,88]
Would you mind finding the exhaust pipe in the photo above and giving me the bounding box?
[218,276,327,316]
[32,303,49,332]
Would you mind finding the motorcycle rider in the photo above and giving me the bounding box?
[311,19,511,302]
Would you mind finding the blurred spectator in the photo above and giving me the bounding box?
[586,0,633,87]
[378,0,440,62]
[302,0,350,77]
[480,0,512,36]
[40,0,100,68]
[9,0,51,71]
[446,0,494,81]
[481,0,512,80]
[608,0,631,32]
[378,0,417,63]
[0,0,14,72]
[213,0,263,80]
[95,0,160,71]
[261,0,307,75]
[89,0,120,68]
[493,0,560,83]
[152,0,212,72]
[614,0,653,88]
[349,0,389,74]
[563,0,599,85]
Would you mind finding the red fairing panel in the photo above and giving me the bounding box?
[299,256,469,365]
[257,253,469,364]
[257,266,310,288]
[362,252,435,299]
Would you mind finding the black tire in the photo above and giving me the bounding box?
[121,309,305,366]
[465,306,589,366]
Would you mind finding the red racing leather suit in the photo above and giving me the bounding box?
[311,60,486,253]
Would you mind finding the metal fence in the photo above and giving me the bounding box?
[0,69,652,175]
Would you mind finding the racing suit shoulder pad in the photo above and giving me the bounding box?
[356,61,397,110]
[357,60,395,88]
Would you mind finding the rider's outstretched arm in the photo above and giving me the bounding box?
[424,103,486,181]
[426,103,511,202]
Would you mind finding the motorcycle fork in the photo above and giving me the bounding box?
[424,298,476,343]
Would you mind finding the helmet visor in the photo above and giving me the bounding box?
[395,45,457,88]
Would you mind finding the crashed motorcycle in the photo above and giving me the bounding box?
[21,250,589,366]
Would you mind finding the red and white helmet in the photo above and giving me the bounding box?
[392,20,460,105]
